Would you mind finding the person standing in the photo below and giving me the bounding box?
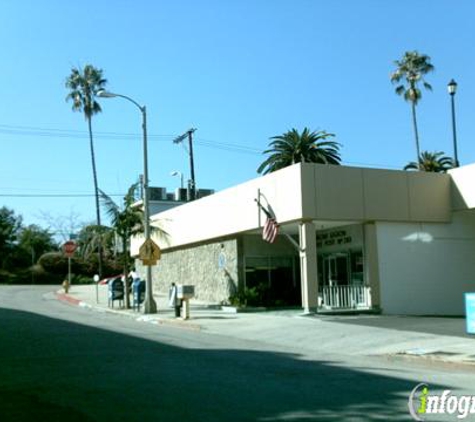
[168,283,182,318]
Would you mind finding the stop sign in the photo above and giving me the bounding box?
[63,240,77,257]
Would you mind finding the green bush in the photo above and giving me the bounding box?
[37,252,68,274]
[70,274,94,285]
[37,252,122,279]
[229,286,261,307]
[0,269,17,284]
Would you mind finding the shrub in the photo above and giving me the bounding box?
[37,252,68,274]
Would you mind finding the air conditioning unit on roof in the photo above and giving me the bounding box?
[175,188,187,202]
[149,187,166,201]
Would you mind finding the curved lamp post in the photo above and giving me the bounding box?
[97,89,157,314]
[447,79,459,167]
[170,170,184,189]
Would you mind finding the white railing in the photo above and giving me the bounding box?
[320,285,372,309]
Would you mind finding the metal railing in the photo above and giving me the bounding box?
[320,285,372,309]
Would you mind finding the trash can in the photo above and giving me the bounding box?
[108,278,124,308]
[132,279,146,311]
[465,292,475,334]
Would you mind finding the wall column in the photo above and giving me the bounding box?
[299,221,318,313]
[364,223,381,310]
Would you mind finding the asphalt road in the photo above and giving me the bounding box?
[0,286,473,422]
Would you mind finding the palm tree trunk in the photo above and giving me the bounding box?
[411,102,422,170]
[87,116,103,278]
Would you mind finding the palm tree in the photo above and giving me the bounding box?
[75,224,114,262]
[65,64,107,277]
[390,51,434,169]
[257,127,341,175]
[100,183,143,308]
[404,151,454,173]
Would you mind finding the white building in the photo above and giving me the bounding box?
[131,162,475,315]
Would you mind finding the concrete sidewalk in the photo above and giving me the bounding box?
[56,284,475,367]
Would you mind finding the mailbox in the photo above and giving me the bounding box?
[177,285,195,300]
[108,278,124,308]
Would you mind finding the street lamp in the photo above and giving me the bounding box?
[170,170,184,189]
[96,89,157,314]
[447,79,459,167]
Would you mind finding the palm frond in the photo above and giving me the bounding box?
[404,150,454,173]
[99,189,120,224]
[257,127,341,174]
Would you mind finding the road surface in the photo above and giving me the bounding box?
[0,286,473,421]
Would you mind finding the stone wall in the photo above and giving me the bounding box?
[136,238,239,304]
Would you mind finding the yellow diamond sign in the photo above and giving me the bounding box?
[139,239,161,265]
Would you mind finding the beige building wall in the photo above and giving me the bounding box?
[376,211,475,315]
[130,162,468,314]
[131,164,304,254]
[132,163,451,254]
[301,164,451,223]
[363,223,381,309]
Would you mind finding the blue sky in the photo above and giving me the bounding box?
[0,0,474,230]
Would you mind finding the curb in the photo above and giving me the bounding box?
[56,292,82,306]
[55,291,201,332]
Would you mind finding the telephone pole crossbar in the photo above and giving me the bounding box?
[173,128,197,201]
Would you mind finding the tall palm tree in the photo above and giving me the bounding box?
[404,151,454,173]
[65,64,107,276]
[390,51,434,169]
[100,183,143,308]
[257,127,340,175]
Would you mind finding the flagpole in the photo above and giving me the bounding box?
[254,196,272,219]
[257,189,261,228]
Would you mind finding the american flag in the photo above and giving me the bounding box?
[263,217,279,243]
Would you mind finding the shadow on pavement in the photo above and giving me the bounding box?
[0,307,445,422]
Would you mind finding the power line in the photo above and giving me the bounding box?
[0,124,173,141]
[0,193,124,198]
[0,123,263,155]
[0,123,403,168]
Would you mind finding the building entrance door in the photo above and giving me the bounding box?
[323,253,349,287]
[320,252,371,309]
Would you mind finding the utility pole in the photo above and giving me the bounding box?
[173,128,197,201]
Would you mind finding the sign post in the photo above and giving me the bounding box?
[138,239,160,313]
[63,241,77,287]
[94,274,100,304]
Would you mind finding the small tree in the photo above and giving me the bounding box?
[0,207,22,270]
[12,225,58,270]
[100,183,142,308]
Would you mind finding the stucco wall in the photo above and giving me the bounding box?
[131,163,452,255]
[377,212,475,315]
[136,238,239,304]
[302,164,451,222]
